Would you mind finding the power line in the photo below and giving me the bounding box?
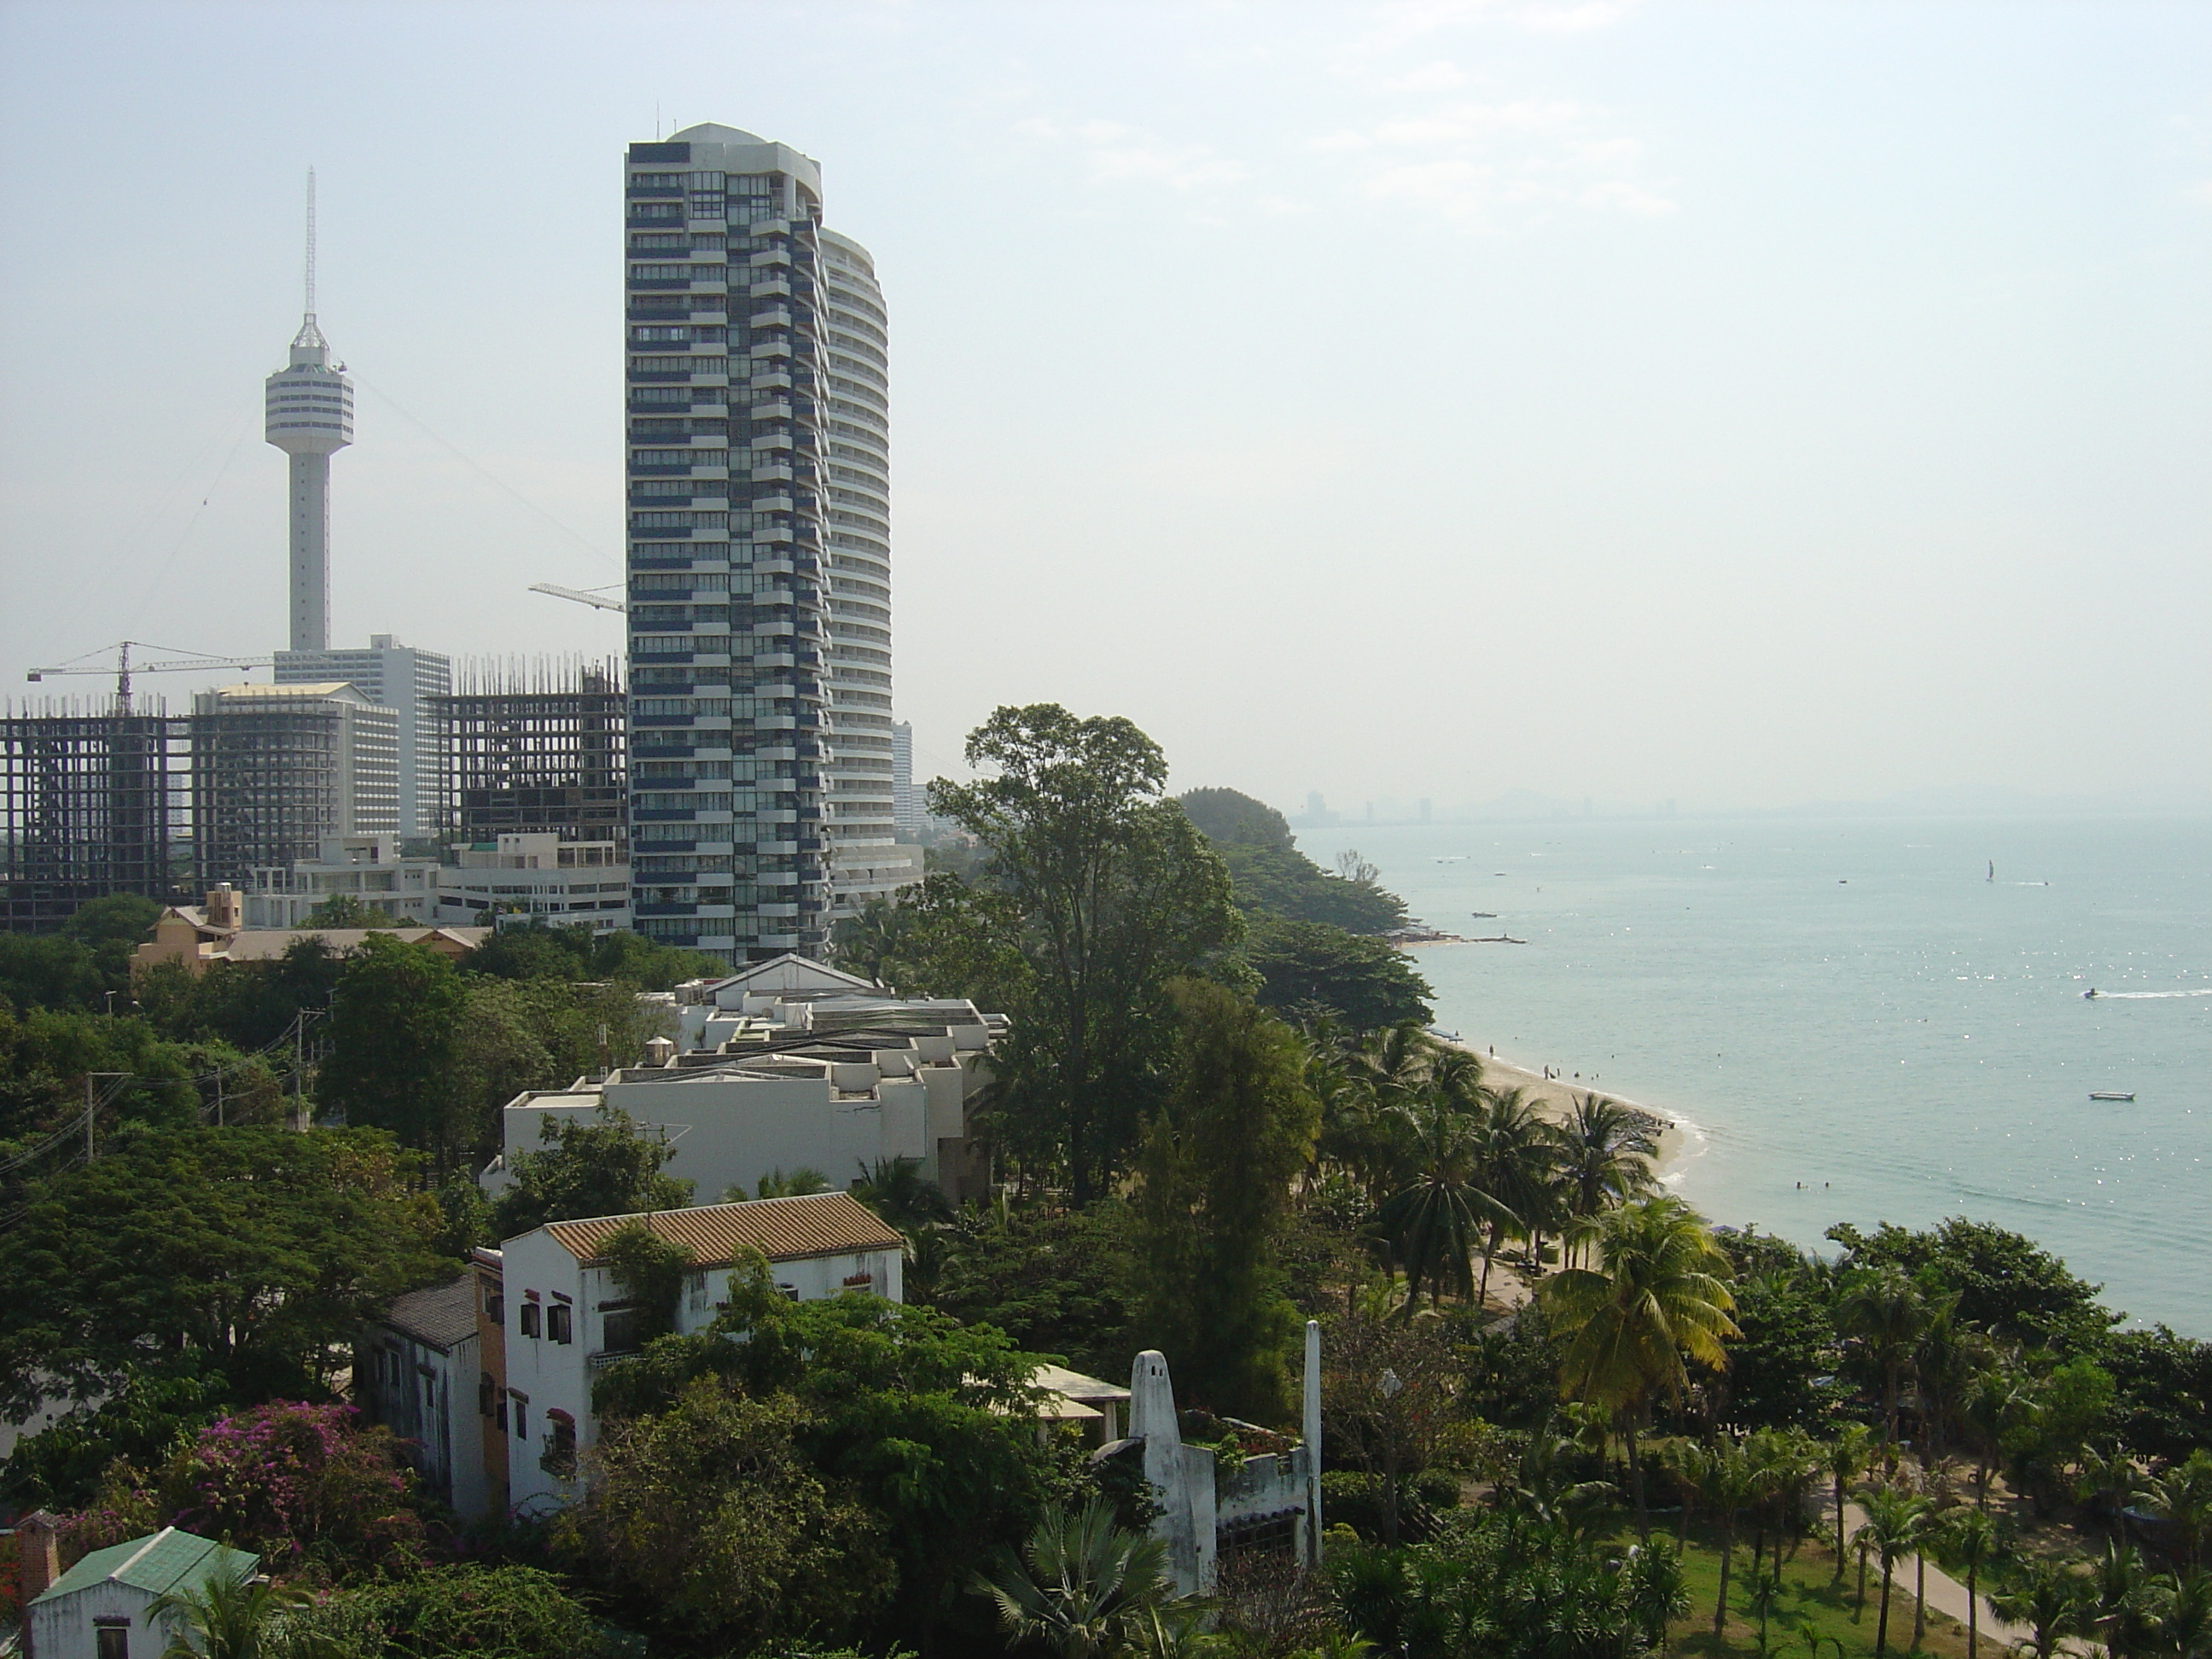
[352,375,620,573]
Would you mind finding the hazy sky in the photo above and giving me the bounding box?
[3,1,2208,815]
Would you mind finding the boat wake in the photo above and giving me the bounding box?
[2095,988,2212,1000]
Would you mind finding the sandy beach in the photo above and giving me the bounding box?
[1429,1032,1693,1181]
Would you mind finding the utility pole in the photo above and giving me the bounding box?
[84,1073,125,1161]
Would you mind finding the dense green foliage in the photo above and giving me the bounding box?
[276,1563,621,1659]
[579,1267,1075,1652]
[1241,913,1434,1027]
[0,894,160,1011]
[486,1104,693,1241]
[1134,979,1320,1421]
[927,705,1244,1201]
[0,1126,444,1420]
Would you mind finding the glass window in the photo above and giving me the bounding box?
[518,1302,541,1339]
[547,1303,573,1344]
[510,1394,527,1440]
[97,1627,130,1659]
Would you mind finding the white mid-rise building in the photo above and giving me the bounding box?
[192,682,399,880]
[244,834,442,928]
[435,833,632,932]
[276,634,451,840]
[480,953,999,1207]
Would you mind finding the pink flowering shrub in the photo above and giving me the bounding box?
[67,1401,431,1579]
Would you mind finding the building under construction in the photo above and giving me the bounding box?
[1,701,192,932]
[437,659,626,849]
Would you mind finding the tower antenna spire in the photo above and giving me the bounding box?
[304,166,317,321]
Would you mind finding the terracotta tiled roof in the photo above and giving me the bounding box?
[543,1190,902,1268]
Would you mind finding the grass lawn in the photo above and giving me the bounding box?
[1652,1525,1982,1659]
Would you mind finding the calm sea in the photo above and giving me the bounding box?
[1335,817,2211,1337]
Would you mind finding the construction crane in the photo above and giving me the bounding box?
[26,640,275,713]
[529,582,626,614]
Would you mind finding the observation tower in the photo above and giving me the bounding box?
[264,170,353,653]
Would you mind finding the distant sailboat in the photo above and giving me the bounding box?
[1988,860,1995,883]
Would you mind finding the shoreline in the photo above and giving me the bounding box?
[1429,1031,1697,1183]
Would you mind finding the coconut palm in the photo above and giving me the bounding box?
[2145,1450,2212,1572]
[1828,1424,1879,1584]
[2093,1541,2161,1659]
[1540,1194,1738,1538]
[1836,1266,1940,1449]
[151,1563,317,1659]
[1553,1092,1660,1258]
[1854,1483,1933,1659]
[1931,1503,2008,1659]
[2153,1566,2211,1659]
[1988,1557,2095,1659]
[1370,1091,1516,1309]
[1468,1086,1558,1306]
[972,1498,1203,1659]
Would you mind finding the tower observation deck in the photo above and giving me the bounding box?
[265,170,353,653]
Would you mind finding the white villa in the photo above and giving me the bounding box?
[479,954,1003,1207]
[466,1190,905,1519]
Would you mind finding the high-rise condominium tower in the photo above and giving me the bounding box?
[265,171,352,654]
[624,125,837,961]
[818,231,906,911]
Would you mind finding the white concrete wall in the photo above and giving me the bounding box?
[28,1581,174,1659]
[493,1229,902,1516]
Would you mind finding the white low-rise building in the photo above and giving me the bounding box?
[15,1519,259,1659]
[435,833,632,933]
[244,834,443,928]
[467,1191,905,1519]
[356,1274,486,1519]
[480,954,1001,1206]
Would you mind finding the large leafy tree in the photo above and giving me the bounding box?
[556,1379,891,1650]
[1132,979,1319,1422]
[1827,1217,2119,1354]
[0,1126,443,1419]
[930,705,1241,1201]
[486,1104,693,1240]
[592,1271,1062,1650]
[1540,1194,1738,1534]
[1238,914,1433,1030]
[318,934,469,1168]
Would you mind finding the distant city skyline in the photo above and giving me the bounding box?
[3,3,2207,814]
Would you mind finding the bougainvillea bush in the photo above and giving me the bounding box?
[66,1400,433,1580]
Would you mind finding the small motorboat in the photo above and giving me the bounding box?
[1471,911,1497,918]
[2090,1091,2135,1103]
[2084,988,2099,999]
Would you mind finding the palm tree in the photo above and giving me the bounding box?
[2145,1450,2212,1572]
[2094,1541,2166,1659]
[1698,1437,1769,1637]
[1931,1504,2007,1659]
[2152,1566,2211,1659]
[972,1499,1203,1658]
[1468,1086,1557,1306]
[852,1154,955,1233]
[1829,1423,1879,1584]
[151,1563,316,1659]
[1988,1557,2095,1659]
[1553,1092,1660,1260]
[1854,1483,1932,1659]
[1836,1266,1938,1449]
[1540,1194,1738,1538]
[1370,1091,1516,1309]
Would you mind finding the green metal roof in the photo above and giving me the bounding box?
[34,1528,259,1604]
